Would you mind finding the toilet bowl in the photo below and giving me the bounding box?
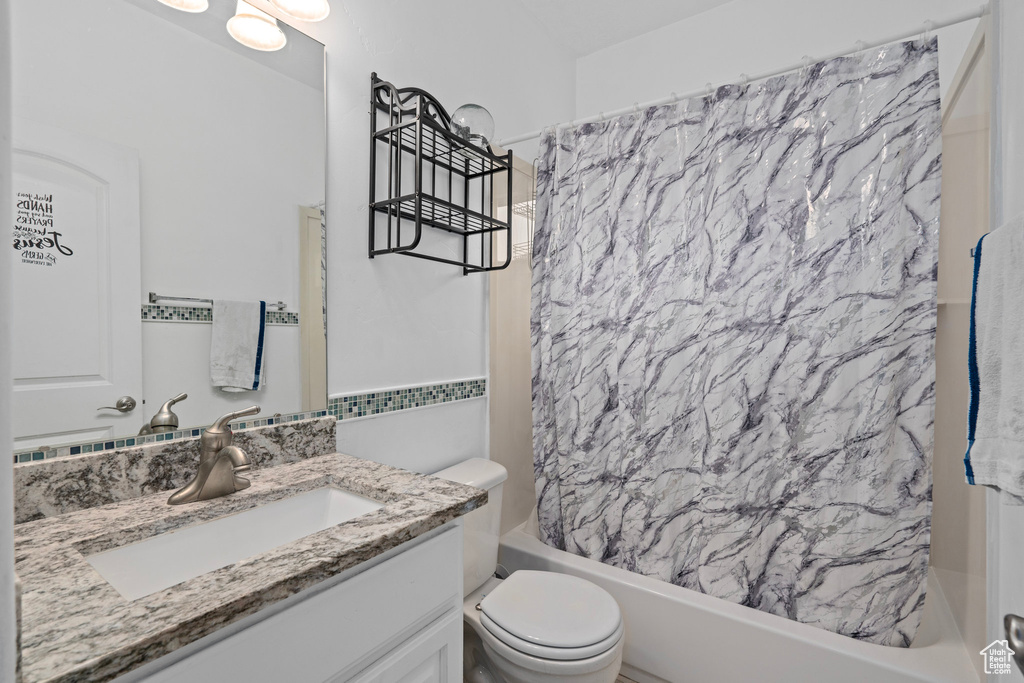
[432,459,625,683]
[464,574,624,683]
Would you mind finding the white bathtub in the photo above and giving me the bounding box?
[498,525,977,683]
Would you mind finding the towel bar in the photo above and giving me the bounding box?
[148,292,287,310]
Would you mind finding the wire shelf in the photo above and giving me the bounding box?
[368,73,513,274]
[373,119,506,179]
[372,194,509,236]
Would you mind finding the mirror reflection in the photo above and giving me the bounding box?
[10,0,326,454]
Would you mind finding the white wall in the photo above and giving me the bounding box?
[575,0,980,119]
[10,0,324,431]
[334,398,487,474]
[256,0,576,472]
[0,0,14,676]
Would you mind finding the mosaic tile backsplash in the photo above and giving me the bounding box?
[141,304,299,326]
[329,379,487,420]
[14,409,328,464]
[14,379,486,465]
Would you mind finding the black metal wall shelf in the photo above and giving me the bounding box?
[368,73,513,274]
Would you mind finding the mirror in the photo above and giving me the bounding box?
[9,0,326,456]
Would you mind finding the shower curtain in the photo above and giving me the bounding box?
[532,39,940,647]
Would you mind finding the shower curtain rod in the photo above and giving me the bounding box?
[493,4,988,148]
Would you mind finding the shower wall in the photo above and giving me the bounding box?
[931,20,989,680]
[490,156,539,535]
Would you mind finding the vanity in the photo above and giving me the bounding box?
[14,443,484,682]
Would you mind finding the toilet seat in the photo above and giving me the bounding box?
[480,612,625,661]
[478,570,623,661]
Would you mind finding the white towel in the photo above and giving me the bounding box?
[210,300,267,392]
[965,214,1024,497]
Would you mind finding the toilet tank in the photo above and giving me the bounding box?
[432,458,508,596]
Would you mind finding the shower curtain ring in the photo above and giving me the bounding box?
[921,20,935,41]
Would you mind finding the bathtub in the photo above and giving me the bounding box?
[498,524,977,683]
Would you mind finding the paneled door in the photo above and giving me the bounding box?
[11,119,143,450]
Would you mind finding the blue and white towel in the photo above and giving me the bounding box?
[965,215,1024,497]
[210,300,266,392]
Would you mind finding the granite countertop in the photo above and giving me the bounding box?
[14,453,486,683]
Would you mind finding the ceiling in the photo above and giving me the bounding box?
[512,0,736,57]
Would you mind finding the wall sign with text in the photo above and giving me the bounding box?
[13,190,74,267]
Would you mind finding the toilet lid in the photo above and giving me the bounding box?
[479,571,621,649]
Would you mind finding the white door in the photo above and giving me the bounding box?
[11,119,143,449]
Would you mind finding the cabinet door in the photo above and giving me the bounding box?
[346,611,462,683]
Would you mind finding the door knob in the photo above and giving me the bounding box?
[97,396,137,413]
[1005,614,1024,674]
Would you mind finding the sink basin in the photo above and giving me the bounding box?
[86,487,384,600]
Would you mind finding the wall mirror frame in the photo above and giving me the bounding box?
[9,0,327,460]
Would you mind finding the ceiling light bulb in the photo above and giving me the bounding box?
[227,0,288,52]
[270,0,330,22]
[155,0,209,12]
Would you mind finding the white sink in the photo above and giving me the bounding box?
[86,487,384,600]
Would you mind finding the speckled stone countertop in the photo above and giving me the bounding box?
[14,453,486,683]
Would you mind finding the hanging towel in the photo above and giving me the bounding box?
[210,300,266,392]
[965,214,1024,497]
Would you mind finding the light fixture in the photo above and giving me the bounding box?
[155,0,209,12]
[227,0,287,52]
[270,0,330,22]
[451,104,495,148]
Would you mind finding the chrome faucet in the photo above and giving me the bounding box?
[168,405,260,505]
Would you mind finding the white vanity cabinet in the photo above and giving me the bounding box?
[125,523,464,683]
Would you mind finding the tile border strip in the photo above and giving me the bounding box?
[328,378,486,421]
[13,409,330,464]
[141,304,299,326]
[14,378,488,462]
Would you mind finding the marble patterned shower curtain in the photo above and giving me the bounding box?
[531,39,941,647]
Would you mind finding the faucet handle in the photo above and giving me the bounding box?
[150,393,188,432]
[209,405,261,433]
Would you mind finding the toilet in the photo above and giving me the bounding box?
[433,459,624,683]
